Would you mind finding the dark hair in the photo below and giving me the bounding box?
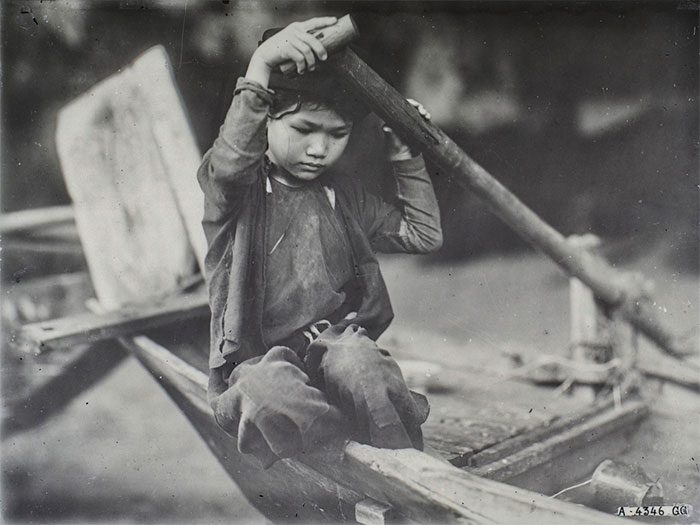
[270,88,361,122]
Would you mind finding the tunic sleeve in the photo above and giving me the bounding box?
[359,155,443,254]
[197,78,273,225]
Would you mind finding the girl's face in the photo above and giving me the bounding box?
[267,104,352,183]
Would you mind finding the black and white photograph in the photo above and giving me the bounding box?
[1,1,698,523]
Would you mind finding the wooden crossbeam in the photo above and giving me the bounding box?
[15,291,209,355]
[0,205,75,235]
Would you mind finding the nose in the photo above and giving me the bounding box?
[306,134,327,158]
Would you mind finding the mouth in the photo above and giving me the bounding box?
[298,162,326,171]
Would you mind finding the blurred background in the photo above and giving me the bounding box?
[2,0,698,268]
[2,0,698,523]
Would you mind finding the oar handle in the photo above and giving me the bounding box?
[279,15,359,76]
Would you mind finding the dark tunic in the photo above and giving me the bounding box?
[198,78,443,375]
[263,175,355,346]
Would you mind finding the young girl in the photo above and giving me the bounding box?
[198,16,442,468]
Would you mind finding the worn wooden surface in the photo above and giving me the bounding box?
[118,333,366,523]
[467,398,618,468]
[55,46,201,310]
[418,359,582,466]
[128,47,207,269]
[470,400,648,482]
[17,291,208,355]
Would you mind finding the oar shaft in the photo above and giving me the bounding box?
[328,47,691,359]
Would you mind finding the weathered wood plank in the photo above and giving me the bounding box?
[569,235,606,401]
[0,205,74,234]
[16,291,209,355]
[424,416,529,467]
[467,399,618,468]
[418,363,580,466]
[308,440,622,524]
[126,46,207,270]
[637,346,700,393]
[355,498,395,525]
[470,400,649,483]
[55,47,200,309]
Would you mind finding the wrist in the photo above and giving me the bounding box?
[245,55,273,89]
[388,148,415,162]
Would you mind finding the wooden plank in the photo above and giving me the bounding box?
[470,400,649,483]
[16,291,209,355]
[503,416,643,497]
[126,46,207,270]
[326,46,693,360]
[308,441,621,524]
[417,363,580,466]
[55,47,200,309]
[637,346,700,393]
[1,237,81,255]
[467,399,618,468]
[0,205,74,234]
[124,330,621,524]
[355,498,395,525]
[507,355,620,385]
[569,235,605,401]
[424,415,531,467]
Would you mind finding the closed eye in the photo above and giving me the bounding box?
[291,126,312,135]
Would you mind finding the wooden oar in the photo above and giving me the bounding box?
[302,16,694,361]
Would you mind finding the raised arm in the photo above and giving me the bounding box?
[197,78,273,213]
[349,100,443,254]
[355,154,443,254]
[198,17,337,221]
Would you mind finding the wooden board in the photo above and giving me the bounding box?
[16,291,209,355]
[55,46,205,309]
[470,400,649,495]
[129,47,207,270]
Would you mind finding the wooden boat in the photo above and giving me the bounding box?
[4,21,697,522]
[5,259,697,523]
[0,266,651,524]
